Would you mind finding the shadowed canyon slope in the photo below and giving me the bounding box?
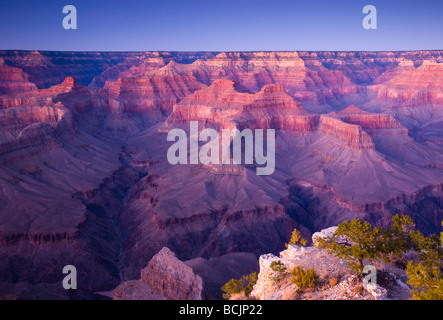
[0,50,442,299]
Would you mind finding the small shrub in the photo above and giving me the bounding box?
[221,272,258,300]
[270,260,287,283]
[290,266,319,293]
[406,221,443,300]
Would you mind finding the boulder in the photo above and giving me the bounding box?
[141,247,203,300]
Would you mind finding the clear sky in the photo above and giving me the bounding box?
[0,0,442,52]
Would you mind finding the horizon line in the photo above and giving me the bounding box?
[1,49,443,54]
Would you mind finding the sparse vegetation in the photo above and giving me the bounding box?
[221,272,258,300]
[290,266,319,293]
[405,221,443,300]
[316,214,443,300]
[222,214,442,301]
[286,227,307,248]
[270,260,287,283]
[316,214,418,274]
[316,218,386,274]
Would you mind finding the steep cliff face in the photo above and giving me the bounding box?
[0,58,37,95]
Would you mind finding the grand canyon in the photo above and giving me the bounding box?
[0,50,442,299]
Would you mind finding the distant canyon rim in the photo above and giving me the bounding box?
[0,50,442,299]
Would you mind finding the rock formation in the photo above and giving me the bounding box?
[140,247,203,300]
[249,227,408,300]
[114,247,203,300]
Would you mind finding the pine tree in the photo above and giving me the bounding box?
[406,222,443,300]
[221,272,258,299]
[316,219,384,274]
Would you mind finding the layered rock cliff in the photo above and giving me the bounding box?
[0,58,37,95]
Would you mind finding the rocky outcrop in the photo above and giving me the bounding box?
[0,76,76,109]
[250,245,350,300]
[141,247,203,300]
[249,228,409,300]
[364,60,443,124]
[311,226,338,247]
[113,247,203,300]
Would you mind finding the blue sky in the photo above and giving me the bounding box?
[0,0,442,51]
